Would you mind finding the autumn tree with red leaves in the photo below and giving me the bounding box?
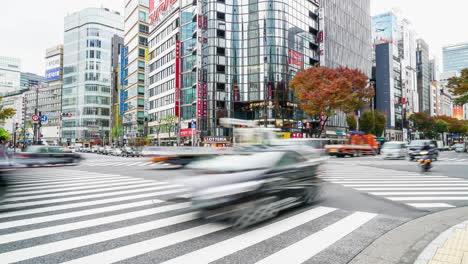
[290,66,374,137]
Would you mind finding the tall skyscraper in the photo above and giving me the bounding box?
[123,0,149,142]
[20,72,45,90]
[443,42,468,73]
[372,11,417,140]
[0,56,21,95]
[61,8,124,144]
[416,39,431,115]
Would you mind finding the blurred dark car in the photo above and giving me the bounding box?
[408,140,439,161]
[122,146,140,157]
[13,146,83,167]
[181,150,324,229]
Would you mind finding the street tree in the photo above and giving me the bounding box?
[0,127,10,141]
[0,97,16,121]
[409,112,435,139]
[433,119,449,139]
[447,68,468,105]
[346,115,357,131]
[290,66,374,137]
[359,110,386,136]
[435,115,468,135]
[160,115,178,142]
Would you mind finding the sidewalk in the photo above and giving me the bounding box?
[415,220,468,264]
[349,207,468,264]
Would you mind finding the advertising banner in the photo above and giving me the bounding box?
[175,40,180,117]
[372,12,398,45]
[288,49,303,68]
[453,105,464,120]
[45,55,61,82]
[149,0,177,24]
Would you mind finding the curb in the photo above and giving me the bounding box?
[349,207,468,264]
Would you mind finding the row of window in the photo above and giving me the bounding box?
[149,64,175,84]
[82,107,110,116]
[147,108,175,122]
[87,40,102,48]
[149,50,175,72]
[154,36,176,59]
[84,96,110,105]
[86,50,101,59]
[149,19,179,49]
[148,93,175,110]
[148,79,175,97]
[85,84,111,93]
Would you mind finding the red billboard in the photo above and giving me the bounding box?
[180,129,195,137]
[288,49,303,68]
[149,0,177,24]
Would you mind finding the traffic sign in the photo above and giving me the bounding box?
[297,121,303,128]
[25,133,30,137]
[31,115,40,122]
[40,115,48,122]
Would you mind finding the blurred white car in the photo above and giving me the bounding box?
[454,144,466,153]
[381,141,408,159]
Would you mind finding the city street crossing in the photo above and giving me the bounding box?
[0,169,406,264]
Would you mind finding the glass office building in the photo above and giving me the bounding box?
[0,56,21,95]
[443,42,468,73]
[62,8,124,143]
[147,0,321,141]
[417,39,431,115]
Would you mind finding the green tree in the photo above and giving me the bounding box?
[160,115,178,141]
[447,68,468,105]
[0,97,17,121]
[359,110,387,136]
[409,112,435,139]
[433,119,449,137]
[346,115,357,131]
[0,127,10,141]
[290,66,374,137]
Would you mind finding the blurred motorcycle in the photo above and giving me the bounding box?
[418,151,433,172]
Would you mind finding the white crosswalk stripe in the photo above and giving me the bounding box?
[324,164,468,209]
[0,169,387,264]
[77,160,157,167]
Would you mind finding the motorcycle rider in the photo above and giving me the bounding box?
[421,142,434,161]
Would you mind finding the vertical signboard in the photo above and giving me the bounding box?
[318,7,325,65]
[453,105,464,120]
[175,40,181,117]
[288,49,304,68]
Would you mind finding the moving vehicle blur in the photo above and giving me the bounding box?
[453,143,467,153]
[408,140,439,161]
[418,151,433,172]
[13,146,83,167]
[180,149,326,229]
[325,132,378,157]
[381,141,408,159]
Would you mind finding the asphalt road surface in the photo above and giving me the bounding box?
[0,151,466,263]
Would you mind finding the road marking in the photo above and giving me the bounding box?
[345,184,468,187]
[406,203,455,208]
[138,162,153,166]
[0,199,160,229]
[0,188,185,219]
[3,181,161,202]
[0,184,181,209]
[0,212,200,263]
[5,178,150,197]
[161,207,337,264]
[390,197,468,201]
[332,180,467,184]
[0,203,190,244]
[8,175,121,185]
[8,176,128,189]
[328,178,452,181]
[370,191,468,196]
[322,176,448,179]
[357,187,468,191]
[124,162,144,166]
[255,212,377,264]
[64,223,228,264]
[8,177,134,192]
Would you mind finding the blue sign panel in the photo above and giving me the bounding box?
[45,67,61,82]
[40,115,48,122]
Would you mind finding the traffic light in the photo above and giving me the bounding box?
[61,113,73,117]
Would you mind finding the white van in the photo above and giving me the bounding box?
[381,141,408,159]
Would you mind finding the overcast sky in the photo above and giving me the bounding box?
[0,0,466,76]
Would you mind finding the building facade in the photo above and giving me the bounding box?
[20,72,45,90]
[372,12,418,140]
[110,34,124,145]
[321,0,372,132]
[147,0,336,144]
[0,56,21,95]
[45,45,64,86]
[123,0,149,141]
[443,42,468,73]
[416,39,430,115]
[61,8,124,144]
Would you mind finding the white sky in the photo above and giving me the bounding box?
[0,0,466,76]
